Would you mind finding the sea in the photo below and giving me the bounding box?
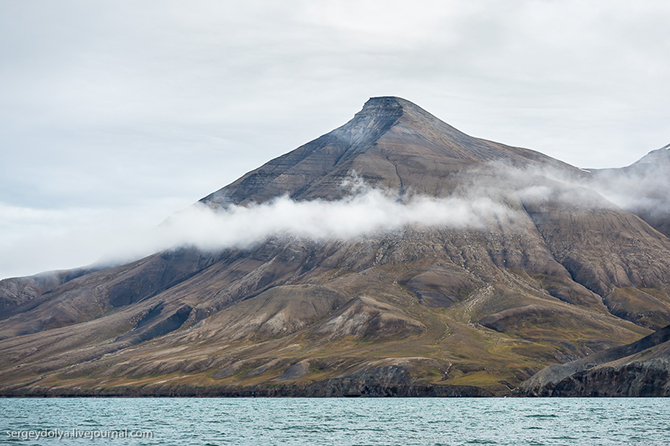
[1,398,668,445]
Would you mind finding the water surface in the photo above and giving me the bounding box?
[1,398,668,445]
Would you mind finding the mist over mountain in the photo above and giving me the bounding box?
[588,143,670,238]
[1,97,669,397]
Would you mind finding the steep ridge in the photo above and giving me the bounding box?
[201,97,578,206]
[1,97,669,396]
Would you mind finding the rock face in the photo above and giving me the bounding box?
[0,363,492,398]
[516,325,670,396]
[1,97,669,397]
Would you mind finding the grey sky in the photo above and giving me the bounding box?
[1,0,669,279]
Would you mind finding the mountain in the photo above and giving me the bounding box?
[589,143,670,237]
[516,324,670,396]
[1,97,669,397]
[200,97,575,207]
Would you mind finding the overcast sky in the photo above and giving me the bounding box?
[1,0,669,279]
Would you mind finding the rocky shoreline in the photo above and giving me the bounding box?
[0,383,491,398]
[515,325,670,397]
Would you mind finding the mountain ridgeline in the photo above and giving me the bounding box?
[201,97,576,207]
[1,97,669,397]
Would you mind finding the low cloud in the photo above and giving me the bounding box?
[100,184,518,266]
[100,163,621,267]
[0,175,523,280]
[588,153,670,218]
[3,158,667,281]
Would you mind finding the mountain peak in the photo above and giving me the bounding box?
[354,96,441,125]
[201,97,576,206]
[356,96,413,117]
[336,96,458,151]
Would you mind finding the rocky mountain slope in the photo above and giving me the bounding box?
[516,324,670,396]
[1,97,669,396]
[200,97,576,207]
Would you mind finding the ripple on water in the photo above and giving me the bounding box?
[0,398,669,445]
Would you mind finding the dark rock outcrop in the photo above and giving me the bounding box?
[515,325,670,396]
[0,365,492,398]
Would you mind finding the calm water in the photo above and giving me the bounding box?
[1,398,668,445]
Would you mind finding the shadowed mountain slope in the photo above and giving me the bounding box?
[1,97,669,396]
[516,324,670,396]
